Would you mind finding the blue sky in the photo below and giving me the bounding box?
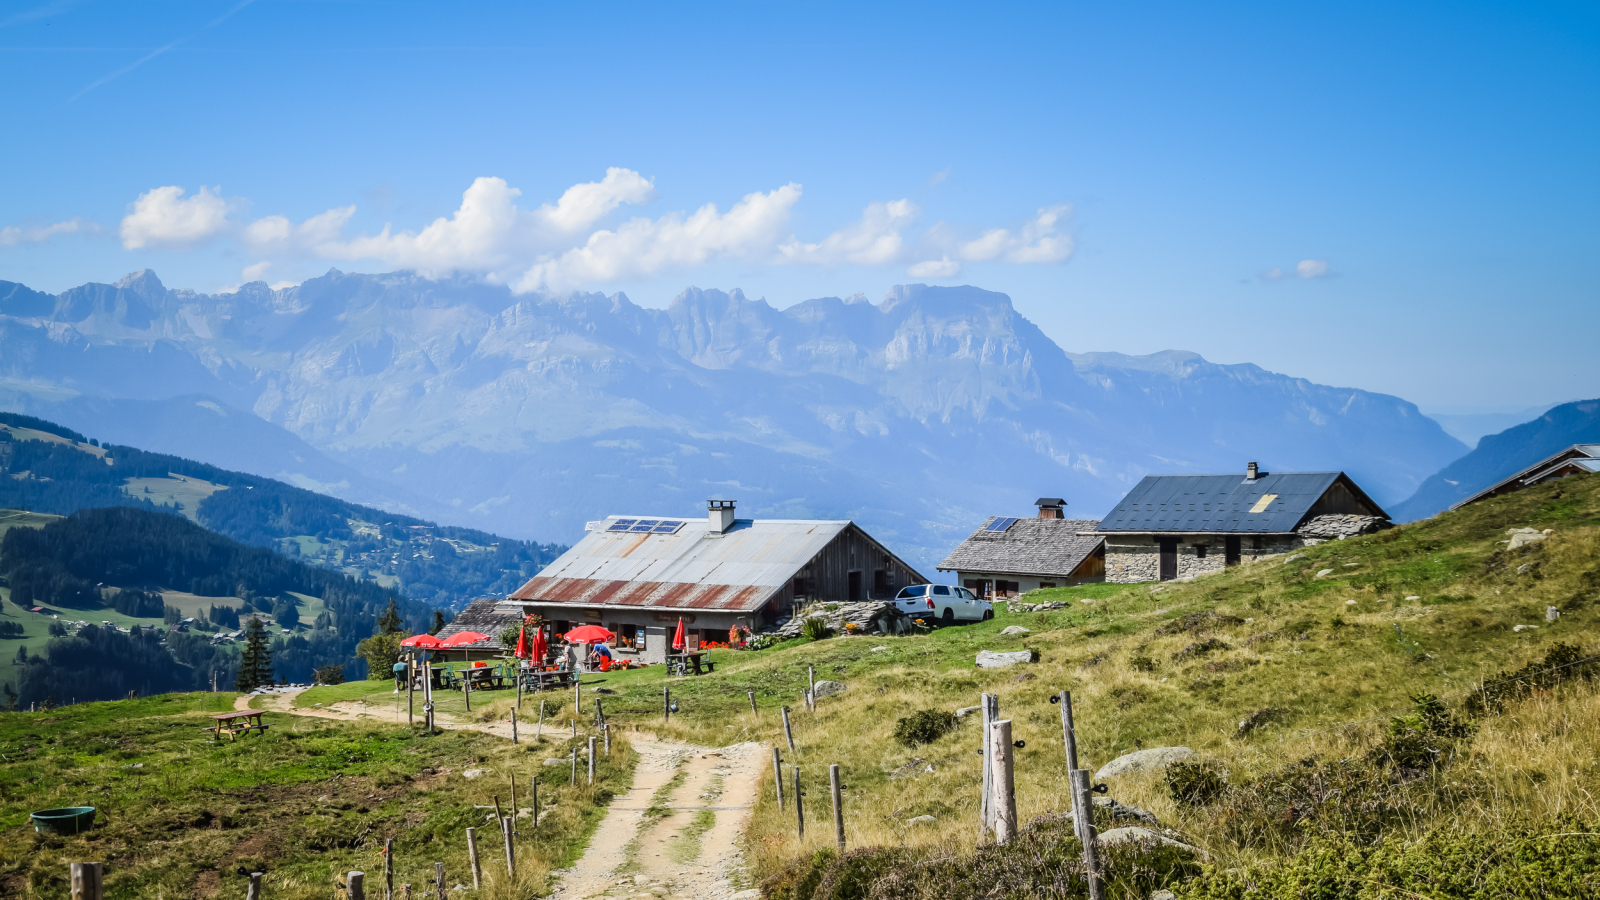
[1,0,1596,412]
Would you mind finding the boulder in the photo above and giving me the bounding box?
[1000,625,1031,635]
[462,768,490,780]
[763,601,908,637]
[542,758,569,767]
[1098,826,1201,855]
[1067,797,1160,829]
[1094,747,1193,780]
[976,649,1035,668]
[811,680,847,698]
[905,815,937,825]
[1507,527,1551,549]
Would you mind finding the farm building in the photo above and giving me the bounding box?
[500,500,927,665]
[1091,463,1390,582]
[1450,443,1600,510]
[937,498,1105,598]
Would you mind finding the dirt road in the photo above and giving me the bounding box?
[244,691,764,899]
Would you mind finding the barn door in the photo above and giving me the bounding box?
[1225,536,1242,567]
[1158,538,1179,581]
[848,571,862,602]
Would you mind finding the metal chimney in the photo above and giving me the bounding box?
[708,499,736,535]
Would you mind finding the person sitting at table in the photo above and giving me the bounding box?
[392,661,409,693]
[590,641,613,672]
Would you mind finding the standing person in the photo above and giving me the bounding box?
[560,639,579,672]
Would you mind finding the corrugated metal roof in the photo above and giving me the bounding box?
[937,518,1103,577]
[509,516,854,613]
[1095,472,1354,534]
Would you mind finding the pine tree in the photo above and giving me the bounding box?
[235,618,274,692]
[376,597,403,635]
[430,609,446,635]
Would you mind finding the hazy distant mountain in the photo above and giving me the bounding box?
[1391,398,1600,521]
[1423,403,1565,449]
[0,269,1468,568]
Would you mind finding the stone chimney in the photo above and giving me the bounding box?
[1246,462,1259,481]
[708,499,737,535]
[1035,497,1066,519]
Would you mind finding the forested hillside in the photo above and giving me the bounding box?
[0,411,565,607]
[1,507,434,706]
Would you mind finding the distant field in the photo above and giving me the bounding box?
[0,424,106,457]
[121,474,227,523]
[0,508,59,539]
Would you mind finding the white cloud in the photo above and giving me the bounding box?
[241,261,272,282]
[539,167,657,232]
[1296,258,1329,279]
[0,217,97,246]
[120,185,231,249]
[517,184,803,292]
[958,204,1073,264]
[1261,258,1331,281]
[242,204,356,256]
[907,257,960,278]
[778,199,919,265]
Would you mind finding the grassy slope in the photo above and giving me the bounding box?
[0,693,634,899]
[300,471,1600,888]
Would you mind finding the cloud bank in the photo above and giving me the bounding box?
[105,170,1076,292]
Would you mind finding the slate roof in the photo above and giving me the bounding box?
[937,518,1104,577]
[1094,471,1385,534]
[1450,444,1600,510]
[509,516,926,613]
[434,597,520,647]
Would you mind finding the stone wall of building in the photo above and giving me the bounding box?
[1104,535,1302,583]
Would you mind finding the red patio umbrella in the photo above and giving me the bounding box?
[672,617,686,652]
[515,624,529,659]
[563,624,615,644]
[530,625,548,662]
[440,631,491,647]
[400,634,443,648]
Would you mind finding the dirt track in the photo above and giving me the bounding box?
[246,690,763,899]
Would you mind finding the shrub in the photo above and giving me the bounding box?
[313,664,345,685]
[802,617,834,642]
[1129,654,1158,672]
[893,709,957,747]
[1369,693,1476,774]
[1173,638,1230,661]
[1166,760,1227,807]
[1465,642,1596,715]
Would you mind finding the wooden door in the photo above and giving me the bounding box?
[1225,536,1241,567]
[848,571,862,602]
[1158,538,1178,581]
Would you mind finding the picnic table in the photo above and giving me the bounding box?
[210,710,269,741]
[517,668,577,691]
[461,666,505,691]
[668,651,716,676]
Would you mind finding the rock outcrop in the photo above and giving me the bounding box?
[765,601,907,638]
[1094,746,1194,780]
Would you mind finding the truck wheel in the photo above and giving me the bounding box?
[941,608,955,625]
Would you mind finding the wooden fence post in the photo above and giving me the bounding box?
[588,736,596,785]
[793,766,804,838]
[466,828,481,889]
[347,871,365,900]
[595,698,605,727]
[663,686,670,723]
[978,692,994,840]
[570,751,577,786]
[772,747,784,811]
[808,666,816,711]
[1058,690,1079,770]
[532,778,539,827]
[536,699,544,739]
[502,816,516,876]
[433,862,445,900]
[830,764,844,850]
[748,690,758,716]
[571,718,577,738]
[247,871,263,900]
[510,775,518,827]
[780,706,796,754]
[575,679,581,717]
[463,671,471,713]
[604,723,611,756]
[511,709,518,745]
[70,862,102,900]
[407,659,414,727]
[990,720,1017,844]
[384,837,395,900]
[1070,769,1106,900]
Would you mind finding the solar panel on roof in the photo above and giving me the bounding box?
[651,520,684,534]
[628,519,660,532]
[606,519,638,532]
[985,517,1019,532]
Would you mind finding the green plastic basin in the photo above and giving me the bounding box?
[31,806,96,835]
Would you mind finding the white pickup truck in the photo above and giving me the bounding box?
[892,584,993,625]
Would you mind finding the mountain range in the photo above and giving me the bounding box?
[0,269,1471,569]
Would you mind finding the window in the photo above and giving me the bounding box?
[933,585,951,596]
[616,624,641,650]
[1039,582,1056,589]
[899,585,927,598]
[1251,537,1262,551]
[1195,544,1208,559]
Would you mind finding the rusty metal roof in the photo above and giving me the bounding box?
[508,516,854,613]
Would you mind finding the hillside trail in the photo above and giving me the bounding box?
[242,692,765,899]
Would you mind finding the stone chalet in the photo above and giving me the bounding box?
[1449,443,1600,511]
[1090,463,1390,582]
[497,500,927,665]
[937,498,1106,598]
